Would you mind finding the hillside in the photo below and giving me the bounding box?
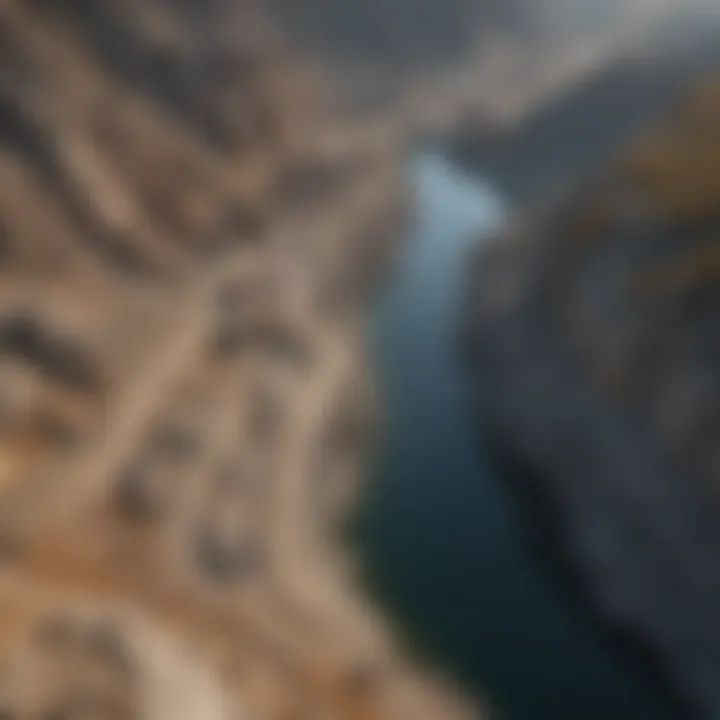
[452,15,720,202]
[464,78,720,717]
[0,2,475,718]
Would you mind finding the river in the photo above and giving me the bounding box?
[356,153,682,720]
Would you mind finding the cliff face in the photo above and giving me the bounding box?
[0,2,474,718]
[465,80,720,717]
[452,15,720,203]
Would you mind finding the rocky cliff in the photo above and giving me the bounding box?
[269,0,685,146]
[0,2,475,718]
[464,79,720,717]
[452,14,720,203]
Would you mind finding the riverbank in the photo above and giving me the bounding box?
[0,4,477,718]
[463,79,720,718]
[356,153,684,720]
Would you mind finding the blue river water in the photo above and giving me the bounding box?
[357,153,681,720]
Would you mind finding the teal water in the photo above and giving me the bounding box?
[357,153,681,720]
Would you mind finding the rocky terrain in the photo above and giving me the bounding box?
[0,2,476,718]
[272,0,686,146]
[8,0,720,717]
[464,79,720,717]
[452,12,720,202]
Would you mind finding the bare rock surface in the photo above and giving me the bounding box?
[0,2,475,718]
[465,79,720,718]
